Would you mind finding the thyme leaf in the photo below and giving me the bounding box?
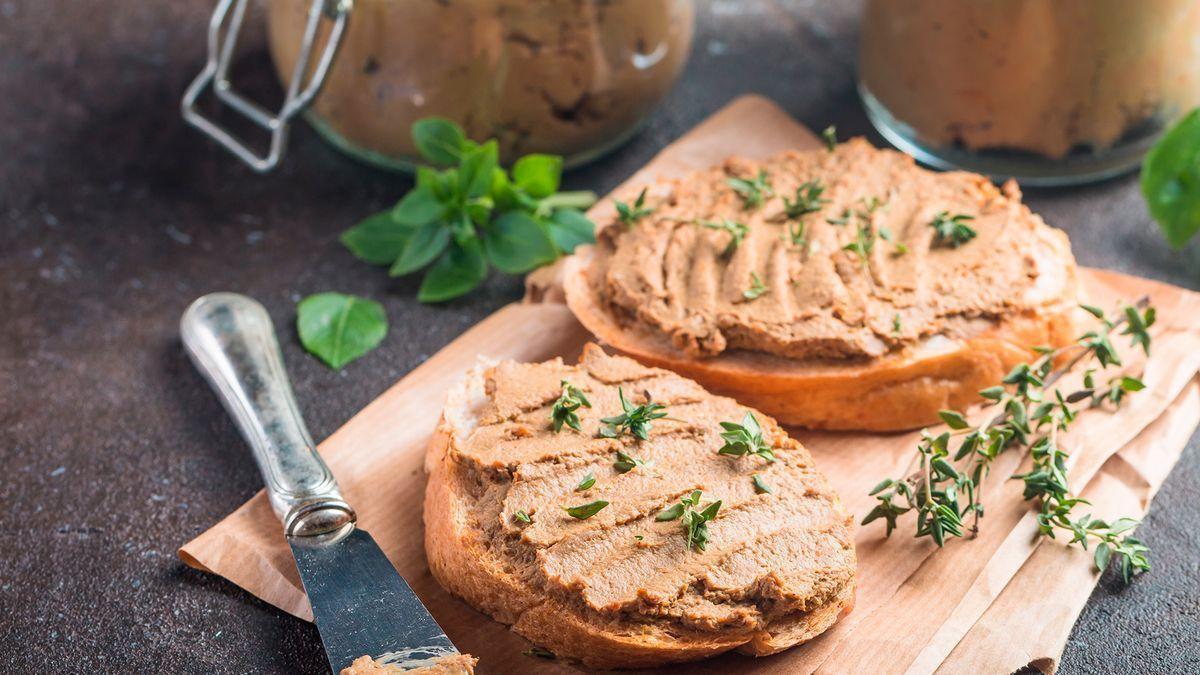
[751,474,773,494]
[612,450,648,474]
[563,500,609,520]
[743,272,769,300]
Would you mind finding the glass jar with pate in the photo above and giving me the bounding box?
[858,0,1200,185]
[183,0,695,173]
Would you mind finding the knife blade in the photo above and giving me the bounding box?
[181,292,458,673]
[291,529,457,671]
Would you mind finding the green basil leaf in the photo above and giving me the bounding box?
[418,238,488,303]
[1141,108,1200,248]
[389,221,451,277]
[484,211,559,274]
[459,140,499,199]
[392,184,444,227]
[296,293,388,370]
[546,207,595,254]
[340,210,412,265]
[512,154,562,198]
[412,117,466,165]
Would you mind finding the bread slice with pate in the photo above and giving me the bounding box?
[423,344,856,669]
[563,139,1082,431]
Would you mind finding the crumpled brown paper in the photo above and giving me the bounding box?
[180,96,1200,674]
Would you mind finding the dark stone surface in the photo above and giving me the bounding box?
[0,1,1197,673]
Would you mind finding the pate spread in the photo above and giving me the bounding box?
[267,0,694,164]
[340,653,477,675]
[448,346,855,634]
[860,0,1200,159]
[585,139,1077,361]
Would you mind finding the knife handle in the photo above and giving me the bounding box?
[181,292,356,538]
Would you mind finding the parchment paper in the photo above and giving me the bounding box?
[180,96,1200,674]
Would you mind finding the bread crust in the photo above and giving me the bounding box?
[423,353,856,668]
[562,248,1080,431]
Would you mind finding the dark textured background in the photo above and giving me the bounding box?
[1,1,1198,673]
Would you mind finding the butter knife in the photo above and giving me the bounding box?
[181,292,458,673]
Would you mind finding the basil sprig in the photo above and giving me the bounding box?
[1141,108,1200,248]
[341,118,597,302]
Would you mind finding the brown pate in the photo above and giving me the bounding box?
[584,138,1078,362]
[340,653,477,674]
[429,345,856,663]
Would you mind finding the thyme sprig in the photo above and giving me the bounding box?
[743,272,769,300]
[550,380,591,432]
[783,180,829,220]
[863,299,1156,581]
[656,489,722,552]
[615,187,654,227]
[699,218,749,256]
[930,211,977,248]
[717,412,777,462]
[599,387,668,440]
[728,170,774,210]
[822,125,837,151]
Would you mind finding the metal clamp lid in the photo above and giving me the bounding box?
[181,0,353,173]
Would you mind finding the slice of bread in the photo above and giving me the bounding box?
[424,344,856,669]
[563,140,1082,431]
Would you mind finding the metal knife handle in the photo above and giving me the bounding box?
[181,293,356,537]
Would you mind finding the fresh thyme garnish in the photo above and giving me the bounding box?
[656,490,722,552]
[787,220,807,248]
[857,195,885,217]
[523,647,556,659]
[575,472,596,491]
[599,387,668,440]
[892,313,902,334]
[551,380,591,432]
[878,227,908,255]
[614,187,654,228]
[613,450,648,473]
[751,474,773,494]
[863,299,1156,582]
[699,218,749,256]
[743,272,769,300]
[842,222,875,269]
[514,510,532,524]
[783,180,829,219]
[930,211,977,248]
[563,500,609,520]
[822,125,837,151]
[634,534,644,541]
[717,412,777,462]
[826,208,851,226]
[728,169,774,209]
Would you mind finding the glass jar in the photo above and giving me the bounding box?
[183,0,694,173]
[859,0,1200,185]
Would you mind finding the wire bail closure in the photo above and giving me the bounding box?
[181,0,352,173]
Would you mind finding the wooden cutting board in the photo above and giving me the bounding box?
[180,96,1200,674]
